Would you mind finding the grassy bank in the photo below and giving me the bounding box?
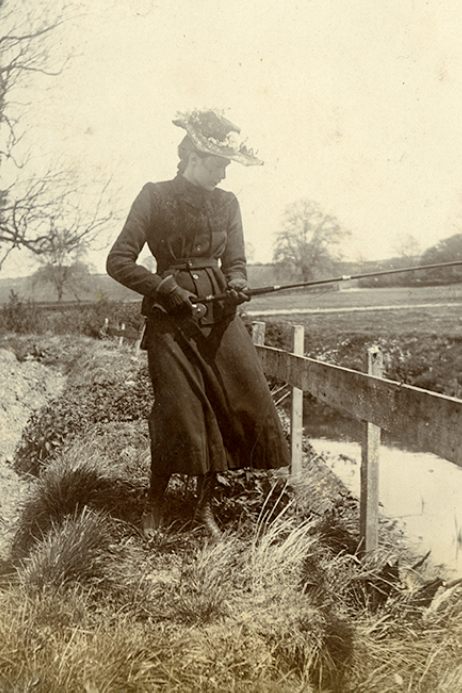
[0,334,461,691]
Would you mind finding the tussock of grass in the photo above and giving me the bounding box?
[19,508,122,592]
[13,447,145,558]
[139,514,350,689]
[250,507,317,587]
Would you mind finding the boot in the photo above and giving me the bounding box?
[195,472,222,542]
[142,473,170,537]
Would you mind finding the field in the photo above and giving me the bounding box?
[3,274,462,338]
[246,283,462,338]
[1,287,462,691]
[0,273,140,305]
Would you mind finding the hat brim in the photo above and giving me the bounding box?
[173,119,263,167]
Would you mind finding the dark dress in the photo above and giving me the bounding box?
[106,174,290,476]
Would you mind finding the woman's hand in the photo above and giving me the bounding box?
[156,275,198,317]
[226,278,250,306]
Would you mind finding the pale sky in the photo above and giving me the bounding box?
[4,0,462,275]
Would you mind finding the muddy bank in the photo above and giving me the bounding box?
[0,340,66,559]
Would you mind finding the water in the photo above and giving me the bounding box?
[305,409,462,578]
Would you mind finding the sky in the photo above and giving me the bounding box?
[4,0,462,276]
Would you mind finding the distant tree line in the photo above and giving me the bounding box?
[355,234,462,288]
[271,196,462,289]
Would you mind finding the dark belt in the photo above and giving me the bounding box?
[167,257,219,270]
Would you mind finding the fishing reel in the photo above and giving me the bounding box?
[191,302,208,320]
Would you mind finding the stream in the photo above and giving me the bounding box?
[305,405,462,578]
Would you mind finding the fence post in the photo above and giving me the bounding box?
[291,325,304,481]
[118,323,126,348]
[252,321,266,346]
[360,346,384,553]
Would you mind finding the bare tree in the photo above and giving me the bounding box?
[273,199,351,282]
[28,180,114,300]
[0,0,73,268]
[0,172,66,269]
[392,232,422,261]
[0,0,70,159]
[32,260,92,302]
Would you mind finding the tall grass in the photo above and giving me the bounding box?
[19,508,123,591]
[13,449,145,559]
[4,462,462,691]
[3,335,462,691]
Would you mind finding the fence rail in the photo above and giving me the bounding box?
[252,321,462,552]
[256,341,462,468]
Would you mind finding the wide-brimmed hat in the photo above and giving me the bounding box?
[172,109,263,166]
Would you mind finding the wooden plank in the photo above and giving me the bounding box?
[290,325,304,481]
[360,347,384,553]
[256,345,462,468]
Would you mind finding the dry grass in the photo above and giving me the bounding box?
[13,440,147,559]
[19,508,124,592]
[4,470,462,691]
[3,335,462,691]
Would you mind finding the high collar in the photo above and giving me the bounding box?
[173,173,215,208]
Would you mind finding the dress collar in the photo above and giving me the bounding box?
[173,173,215,209]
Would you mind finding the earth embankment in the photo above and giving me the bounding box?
[0,338,66,559]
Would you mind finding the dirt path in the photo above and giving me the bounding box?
[0,348,66,560]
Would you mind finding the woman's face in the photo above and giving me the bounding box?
[186,154,230,191]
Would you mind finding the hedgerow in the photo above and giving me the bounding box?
[0,295,143,337]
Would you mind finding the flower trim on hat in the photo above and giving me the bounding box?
[187,109,239,141]
[173,109,263,166]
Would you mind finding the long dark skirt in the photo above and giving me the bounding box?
[145,311,290,476]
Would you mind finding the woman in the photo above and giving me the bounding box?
[106,109,290,539]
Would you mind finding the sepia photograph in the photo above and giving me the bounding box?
[1,1,462,690]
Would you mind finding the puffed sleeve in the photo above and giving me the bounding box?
[106,183,162,296]
[220,194,247,283]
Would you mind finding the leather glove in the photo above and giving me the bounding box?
[225,277,251,306]
[156,275,198,317]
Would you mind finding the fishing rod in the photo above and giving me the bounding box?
[191,259,462,318]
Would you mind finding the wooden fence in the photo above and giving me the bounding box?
[252,321,462,553]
